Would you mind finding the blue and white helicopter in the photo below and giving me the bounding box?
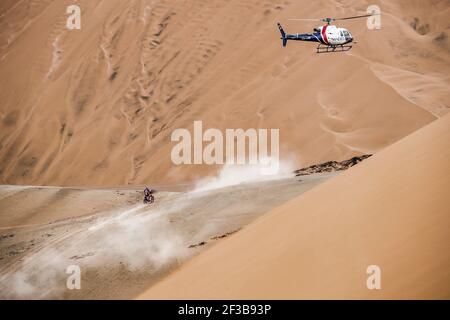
[277,14,377,53]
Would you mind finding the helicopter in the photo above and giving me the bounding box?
[277,14,378,53]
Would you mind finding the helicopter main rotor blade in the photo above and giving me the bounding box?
[287,13,379,24]
[333,13,379,21]
[288,18,322,21]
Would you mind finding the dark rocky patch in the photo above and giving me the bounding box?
[109,71,118,81]
[210,229,241,240]
[410,17,430,35]
[0,233,15,241]
[188,241,207,248]
[295,155,372,176]
[70,252,95,260]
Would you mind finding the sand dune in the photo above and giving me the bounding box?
[370,63,450,117]
[1,0,448,186]
[139,113,450,300]
[0,0,449,301]
[0,186,144,228]
[0,170,332,299]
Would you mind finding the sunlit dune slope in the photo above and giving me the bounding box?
[139,113,450,300]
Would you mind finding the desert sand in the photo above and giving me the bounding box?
[0,0,449,300]
[139,114,450,300]
[0,0,448,187]
[0,171,334,299]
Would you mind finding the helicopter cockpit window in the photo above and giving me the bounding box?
[340,31,344,36]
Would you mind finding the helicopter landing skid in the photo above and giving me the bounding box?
[316,44,352,53]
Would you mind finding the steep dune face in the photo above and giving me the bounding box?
[139,113,450,300]
[0,0,448,186]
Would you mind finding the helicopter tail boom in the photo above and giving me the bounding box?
[277,23,323,47]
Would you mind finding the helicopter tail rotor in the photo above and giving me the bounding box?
[277,23,288,47]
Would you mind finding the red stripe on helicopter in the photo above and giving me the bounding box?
[321,25,329,45]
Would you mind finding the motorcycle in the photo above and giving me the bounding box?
[143,194,154,204]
